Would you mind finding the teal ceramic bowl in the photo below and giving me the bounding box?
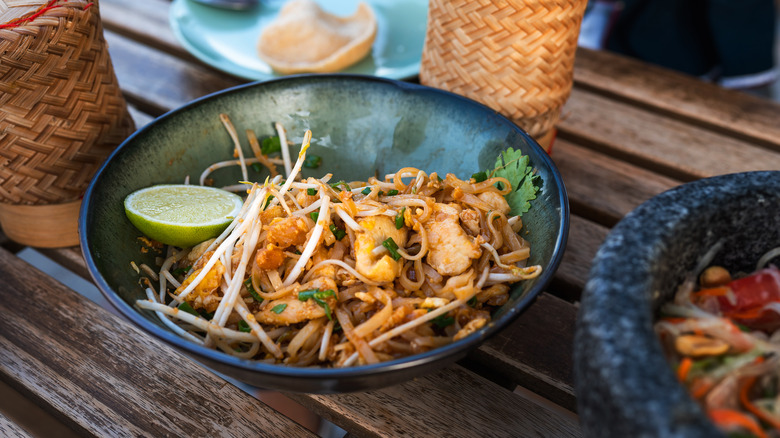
[80,74,569,393]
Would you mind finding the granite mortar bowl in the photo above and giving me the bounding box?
[79,74,569,393]
[575,171,780,437]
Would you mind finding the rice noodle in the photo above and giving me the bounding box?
[134,121,543,368]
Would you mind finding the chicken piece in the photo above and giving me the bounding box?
[255,244,285,270]
[477,191,510,215]
[459,208,481,236]
[176,259,225,313]
[254,277,338,325]
[260,205,284,225]
[354,215,408,283]
[254,295,327,325]
[267,216,309,248]
[424,203,481,276]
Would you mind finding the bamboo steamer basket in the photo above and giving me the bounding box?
[0,0,134,248]
[419,0,587,153]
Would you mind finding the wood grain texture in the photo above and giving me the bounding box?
[0,412,33,438]
[0,247,316,438]
[554,139,680,226]
[559,88,780,181]
[573,48,780,150]
[470,293,578,411]
[287,365,581,438]
[104,30,242,116]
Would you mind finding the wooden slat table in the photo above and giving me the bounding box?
[2,1,779,436]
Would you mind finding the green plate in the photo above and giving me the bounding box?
[169,0,428,80]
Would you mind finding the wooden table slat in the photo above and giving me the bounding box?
[573,47,780,150]
[0,247,317,438]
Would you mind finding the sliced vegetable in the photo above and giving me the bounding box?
[271,304,287,314]
[395,207,406,230]
[381,237,402,261]
[329,224,346,240]
[244,278,264,303]
[298,289,336,321]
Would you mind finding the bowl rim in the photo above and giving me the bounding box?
[79,73,570,383]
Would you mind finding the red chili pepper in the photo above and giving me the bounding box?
[698,266,780,331]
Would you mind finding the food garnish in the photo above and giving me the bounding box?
[131,115,543,367]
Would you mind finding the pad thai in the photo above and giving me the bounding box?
[133,115,542,367]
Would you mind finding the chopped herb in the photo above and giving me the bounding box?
[307,188,318,196]
[298,289,336,321]
[467,296,478,307]
[395,207,406,229]
[382,237,402,261]
[244,278,264,303]
[271,303,288,314]
[378,190,385,197]
[171,266,191,277]
[303,154,322,169]
[178,301,199,317]
[432,313,455,328]
[490,147,541,216]
[471,171,488,183]
[329,223,346,240]
[262,194,275,209]
[261,136,281,155]
[361,187,372,195]
[330,180,350,192]
[251,163,262,173]
[387,189,399,196]
[310,211,319,222]
[238,320,251,333]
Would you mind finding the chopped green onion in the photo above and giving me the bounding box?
[297,288,336,301]
[382,237,402,261]
[471,171,488,183]
[329,223,346,240]
[330,181,350,192]
[178,301,199,317]
[303,154,322,169]
[238,320,251,333]
[297,289,336,321]
[271,304,287,314]
[261,136,281,155]
[378,190,385,197]
[244,278,264,303]
[467,296,478,307]
[310,211,319,222]
[361,187,372,195]
[171,266,191,277]
[395,207,406,229]
[432,313,455,328]
[387,189,399,196]
[307,188,318,196]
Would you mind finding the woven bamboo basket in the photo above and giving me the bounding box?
[420,0,587,153]
[0,0,134,247]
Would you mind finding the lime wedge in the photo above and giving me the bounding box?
[124,184,243,248]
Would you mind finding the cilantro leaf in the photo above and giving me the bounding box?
[490,147,540,216]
